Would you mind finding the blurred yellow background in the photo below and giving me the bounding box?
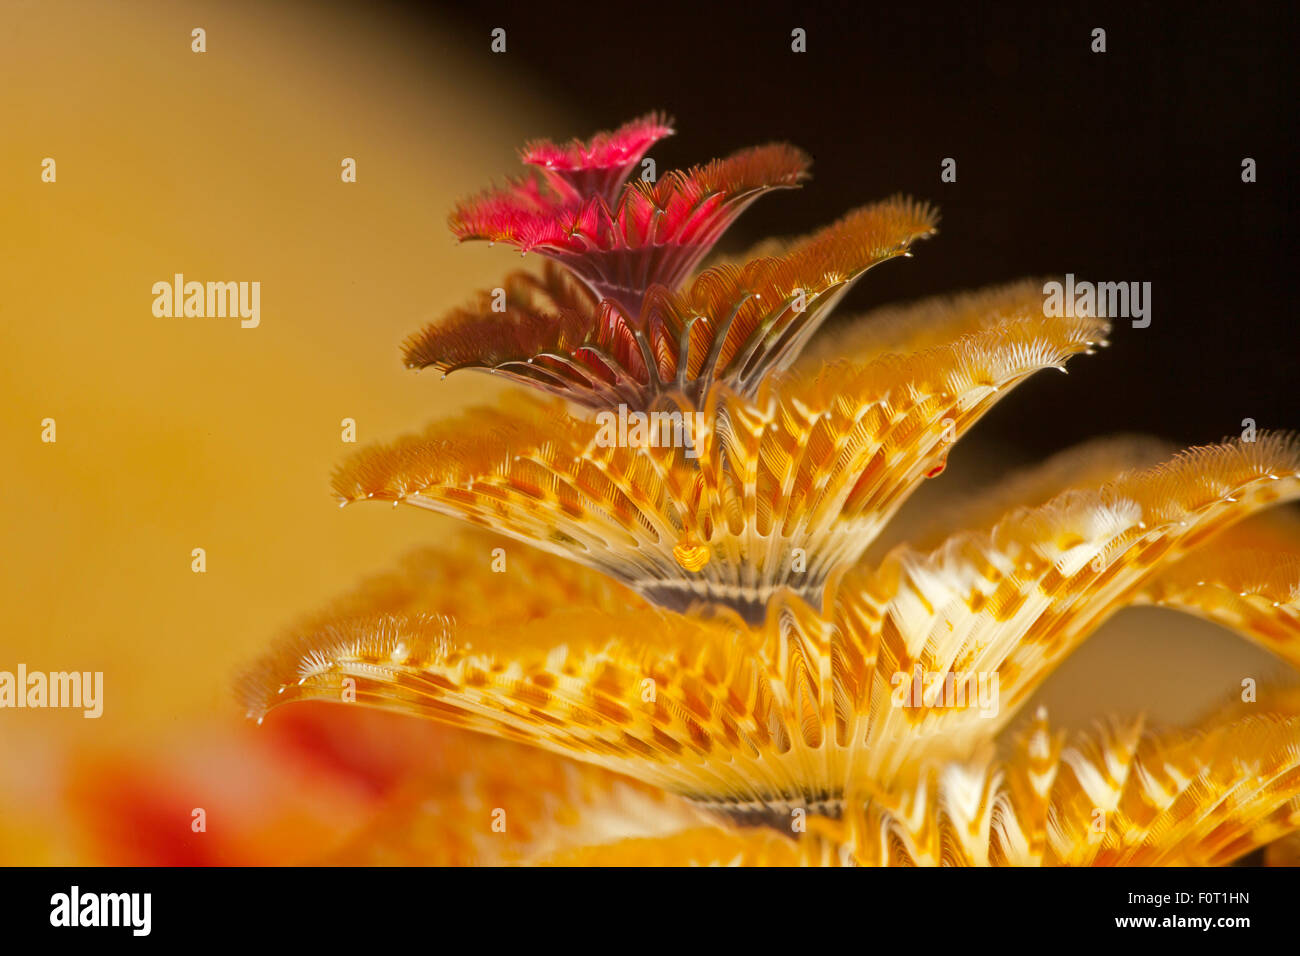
[0,0,568,861]
[1,0,1291,863]
[2,0,562,735]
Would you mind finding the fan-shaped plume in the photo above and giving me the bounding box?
[401,261,604,396]
[838,432,1300,780]
[838,708,1300,866]
[337,295,1106,621]
[521,112,675,203]
[245,434,1300,826]
[407,198,937,409]
[799,278,1099,368]
[1137,546,1300,666]
[490,707,1300,866]
[450,132,810,314]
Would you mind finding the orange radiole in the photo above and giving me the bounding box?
[243,116,1300,865]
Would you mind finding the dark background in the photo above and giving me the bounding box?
[391,0,1294,461]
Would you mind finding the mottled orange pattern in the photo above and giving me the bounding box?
[241,117,1300,864]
